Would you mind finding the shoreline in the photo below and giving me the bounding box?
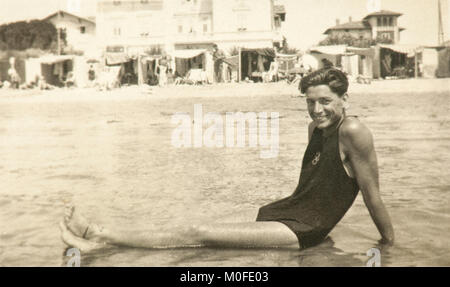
[0,78,449,103]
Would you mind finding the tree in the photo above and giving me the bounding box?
[280,37,299,54]
[318,32,393,48]
[0,20,64,51]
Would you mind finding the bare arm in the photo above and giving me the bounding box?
[340,120,395,244]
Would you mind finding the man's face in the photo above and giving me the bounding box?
[305,85,347,130]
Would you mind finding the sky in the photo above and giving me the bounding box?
[280,0,450,49]
[0,0,449,49]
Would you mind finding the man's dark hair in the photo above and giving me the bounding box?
[299,68,349,96]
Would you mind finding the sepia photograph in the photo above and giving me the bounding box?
[0,0,449,268]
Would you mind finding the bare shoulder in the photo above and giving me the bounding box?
[339,117,374,152]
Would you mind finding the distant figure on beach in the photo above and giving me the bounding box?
[88,65,96,82]
[8,57,21,89]
[167,68,175,85]
[64,72,76,88]
[157,61,168,87]
[60,68,394,252]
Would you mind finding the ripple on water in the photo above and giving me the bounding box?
[2,90,450,266]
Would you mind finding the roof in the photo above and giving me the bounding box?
[363,10,402,20]
[105,52,130,65]
[38,55,74,64]
[43,10,96,25]
[324,21,371,34]
[378,44,421,57]
[274,5,286,14]
[241,48,276,58]
[310,45,348,55]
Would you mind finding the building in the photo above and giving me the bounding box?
[324,10,405,44]
[43,10,96,54]
[95,0,285,55]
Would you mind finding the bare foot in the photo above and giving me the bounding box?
[59,221,108,253]
[64,205,102,240]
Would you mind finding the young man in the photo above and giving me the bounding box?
[60,68,394,252]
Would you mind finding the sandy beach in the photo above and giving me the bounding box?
[1,77,449,102]
[0,78,449,266]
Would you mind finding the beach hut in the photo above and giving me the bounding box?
[375,44,419,79]
[171,49,213,83]
[0,57,25,85]
[436,47,450,78]
[239,48,275,82]
[309,45,347,69]
[137,54,163,85]
[275,52,298,79]
[420,47,439,78]
[104,52,138,85]
[346,47,375,79]
[35,55,74,87]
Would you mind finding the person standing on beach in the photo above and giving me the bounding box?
[60,68,394,251]
[88,65,96,82]
[8,57,21,89]
[157,59,168,87]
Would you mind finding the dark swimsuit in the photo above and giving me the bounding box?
[256,118,360,249]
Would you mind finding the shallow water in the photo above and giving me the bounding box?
[0,87,449,266]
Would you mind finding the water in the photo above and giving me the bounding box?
[0,86,449,266]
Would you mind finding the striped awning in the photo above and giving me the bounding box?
[172,49,206,59]
[105,52,130,65]
[378,44,422,57]
[347,47,375,57]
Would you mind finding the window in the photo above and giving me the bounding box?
[237,12,248,31]
[178,25,183,33]
[382,17,387,26]
[106,46,124,53]
[377,17,381,26]
[60,28,67,39]
[80,26,86,34]
[203,23,208,33]
[137,14,151,37]
[113,0,121,5]
[113,27,121,36]
[274,16,281,28]
[389,17,393,26]
[378,31,393,40]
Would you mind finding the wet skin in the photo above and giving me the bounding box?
[305,85,395,245]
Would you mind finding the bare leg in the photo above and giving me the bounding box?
[61,206,299,250]
[60,221,109,253]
